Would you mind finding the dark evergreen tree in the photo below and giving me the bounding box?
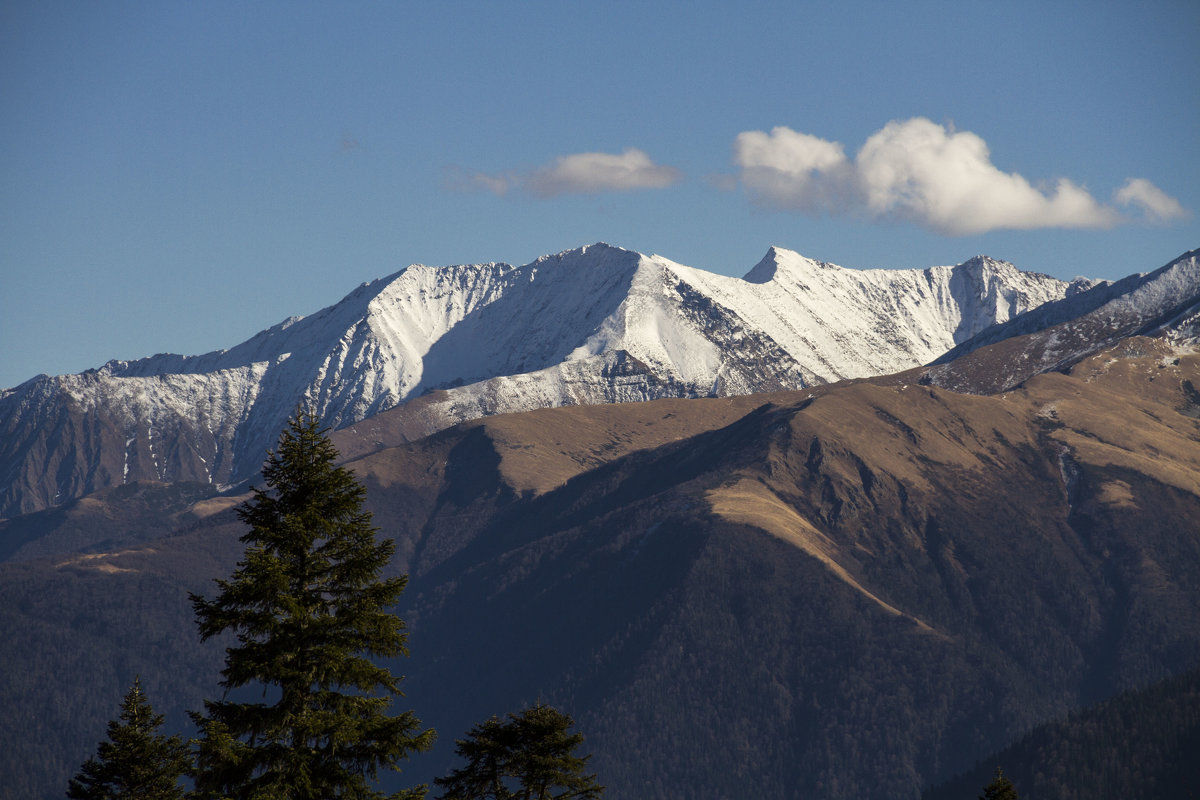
[979,767,1019,800]
[433,716,511,800]
[66,676,189,800]
[190,409,434,800]
[434,704,603,800]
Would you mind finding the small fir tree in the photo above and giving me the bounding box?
[190,409,434,800]
[979,766,1019,800]
[435,703,603,800]
[66,676,189,800]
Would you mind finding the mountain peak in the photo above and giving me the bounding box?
[536,241,633,262]
[742,250,779,284]
[743,246,830,283]
[961,253,1004,269]
[958,254,1034,279]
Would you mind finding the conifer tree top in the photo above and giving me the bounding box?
[435,703,603,800]
[979,766,1019,800]
[190,409,434,800]
[66,677,189,800]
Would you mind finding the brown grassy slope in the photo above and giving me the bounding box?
[0,480,235,562]
[339,393,782,574]
[371,340,1200,799]
[339,392,774,493]
[704,340,1200,629]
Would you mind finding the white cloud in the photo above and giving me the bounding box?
[732,127,853,213]
[452,148,682,197]
[527,148,682,196]
[855,118,1120,234]
[1114,177,1190,224]
[732,118,1185,235]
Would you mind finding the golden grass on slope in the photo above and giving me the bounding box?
[1018,347,1200,496]
[706,477,907,618]
[697,342,1200,642]
[753,343,1200,506]
[477,395,774,495]
[1096,480,1138,509]
[768,380,1039,497]
[53,551,146,574]
[189,496,244,518]
[341,394,783,499]
[347,436,449,492]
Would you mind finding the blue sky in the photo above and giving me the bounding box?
[3,1,1198,389]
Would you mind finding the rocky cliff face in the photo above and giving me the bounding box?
[0,243,1088,517]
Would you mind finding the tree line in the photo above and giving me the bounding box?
[66,410,602,800]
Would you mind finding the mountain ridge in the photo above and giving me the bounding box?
[0,243,1090,518]
[920,249,1200,393]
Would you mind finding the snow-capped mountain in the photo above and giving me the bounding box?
[0,243,1091,516]
[922,248,1200,393]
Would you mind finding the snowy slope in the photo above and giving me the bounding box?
[0,243,1090,516]
[663,247,1094,379]
[923,249,1200,393]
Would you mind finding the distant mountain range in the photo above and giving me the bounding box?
[1,244,1199,799]
[1,244,1102,518]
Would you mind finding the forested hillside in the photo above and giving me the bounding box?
[924,666,1200,800]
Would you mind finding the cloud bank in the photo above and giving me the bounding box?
[1114,177,1190,224]
[733,118,1185,235]
[452,148,682,197]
